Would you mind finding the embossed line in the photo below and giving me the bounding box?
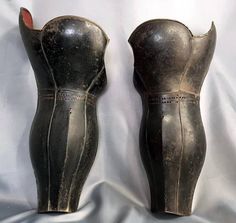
[148,94,199,104]
[39,89,96,106]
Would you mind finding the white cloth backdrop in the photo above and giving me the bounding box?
[0,0,235,222]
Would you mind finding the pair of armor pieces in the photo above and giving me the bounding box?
[19,8,216,216]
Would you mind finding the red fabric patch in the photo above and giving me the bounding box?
[22,9,33,28]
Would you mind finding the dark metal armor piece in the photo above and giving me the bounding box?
[19,8,108,213]
[129,20,216,216]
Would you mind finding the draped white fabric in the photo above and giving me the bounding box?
[0,0,235,222]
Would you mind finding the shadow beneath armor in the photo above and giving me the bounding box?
[0,26,37,217]
[152,212,183,220]
[0,182,103,223]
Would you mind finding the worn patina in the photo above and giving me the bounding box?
[19,8,108,213]
[129,19,216,216]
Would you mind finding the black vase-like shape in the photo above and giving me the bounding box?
[19,8,108,213]
[129,20,216,216]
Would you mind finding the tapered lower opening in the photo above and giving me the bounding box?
[37,200,79,214]
[38,207,77,214]
[151,207,191,217]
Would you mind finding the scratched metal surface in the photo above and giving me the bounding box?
[0,0,235,222]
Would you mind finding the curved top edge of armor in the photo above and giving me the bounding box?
[19,7,110,42]
[128,19,216,45]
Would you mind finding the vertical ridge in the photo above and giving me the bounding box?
[67,97,87,206]
[176,37,194,213]
[45,90,57,210]
[176,99,184,213]
[40,36,58,210]
[67,66,104,206]
[57,108,71,210]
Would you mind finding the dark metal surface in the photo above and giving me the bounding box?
[129,20,216,216]
[19,8,108,213]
